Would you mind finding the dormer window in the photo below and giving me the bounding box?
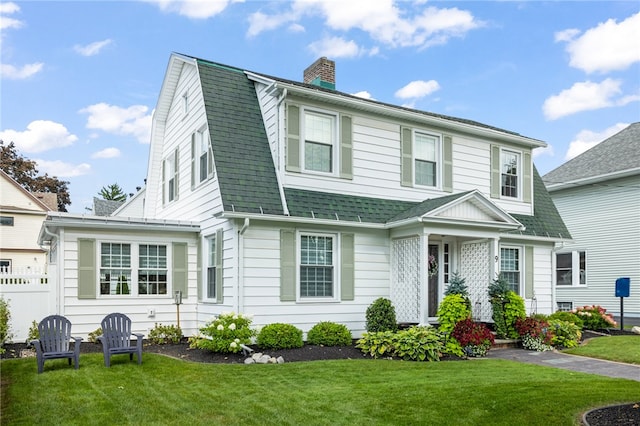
[501,150,520,198]
[191,127,213,189]
[304,110,335,173]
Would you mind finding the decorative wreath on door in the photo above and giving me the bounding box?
[428,254,438,277]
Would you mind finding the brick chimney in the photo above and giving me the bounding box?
[303,57,335,90]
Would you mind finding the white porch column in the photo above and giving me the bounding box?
[420,232,429,324]
[489,237,500,281]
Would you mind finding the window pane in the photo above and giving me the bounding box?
[415,160,436,186]
[579,251,586,285]
[305,112,332,144]
[500,248,520,294]
[300,235,334,298]
[200,153,208,182]
[415,134,436,161]
[207,267,216,299]
[305,141,332,172]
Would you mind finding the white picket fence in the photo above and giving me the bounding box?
[0,267,52,342]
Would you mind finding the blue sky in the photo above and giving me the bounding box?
[1,1,638,213]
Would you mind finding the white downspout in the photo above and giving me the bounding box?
[237,218,250,314]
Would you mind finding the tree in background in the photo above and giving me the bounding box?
[0,141,71,212]
[99,183,127,201]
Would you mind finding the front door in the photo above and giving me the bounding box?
[428,244,439,317]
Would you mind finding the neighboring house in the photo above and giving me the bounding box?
[38,53,571,339]
[93,197,125,216]
[0,170,53,273]
[543,123,640,319]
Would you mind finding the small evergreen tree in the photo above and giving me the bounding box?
[99,183,127,202]
[444,272,468,297]
[365,298,398,332]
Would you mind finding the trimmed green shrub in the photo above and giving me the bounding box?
[88,327,103,343]
[488,275,525,339]
[444,272,469,298]
[0,297,12,354]
[257,323,303,350]
[189,312,255,353]
[149,323,183,344]
[548,319,582,348]
[365,298,398,332]
[548,311,584,329]
[307,322,352,346]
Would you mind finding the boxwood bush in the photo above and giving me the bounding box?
[257,323,303,349]
[365,298,398,332]
[307,321,352,346]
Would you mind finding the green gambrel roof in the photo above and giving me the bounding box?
[197,59,284,215]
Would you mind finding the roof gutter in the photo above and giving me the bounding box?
[42,212,201,233]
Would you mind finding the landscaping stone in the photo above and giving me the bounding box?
[632,326,640,335]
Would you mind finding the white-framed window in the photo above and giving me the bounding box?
[138,244,167,295]
[303,109,336,174]
[99,242,169,296]
[0,259,11,273]
[501,149,521,198]
[556,251,586,286]
[206,235,217,300]
[414,131,440,187]
[299,233,336,299]
[556,301,573,312]
[191,128,213,188]
[163,149,179,204]
[500,246,521,294]
[182,91,189,115]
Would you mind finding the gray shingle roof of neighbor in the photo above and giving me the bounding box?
[192,55,569,240]
[543,122,640,185]
[93,197,124,216]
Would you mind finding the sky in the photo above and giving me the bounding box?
[1,0,639,214]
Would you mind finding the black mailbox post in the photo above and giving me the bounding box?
[615,277,630,330]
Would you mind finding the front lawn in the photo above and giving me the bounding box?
[2,353,639,425]
[563,335,640,365]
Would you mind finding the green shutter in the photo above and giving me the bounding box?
[340,233,355,301]
[525,246,534,299]
[286,104,301,172]
[490,145,501,199]
[280,229,296,301]
[523,151,532,203]
[340,115,353,180]
[215,228,223,304]
[443,134,453,193]
[401,127,413,187]
[196,236,202,301]
[173,242,188,298]
[190,133,196,190]
[77,239,96,299]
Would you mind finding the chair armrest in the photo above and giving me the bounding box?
[31,339,42,356]
[70,336,84,343]
[133,333,144,340]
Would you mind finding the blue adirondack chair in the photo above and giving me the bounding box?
[31,315,83,374]
[98,313,144,367]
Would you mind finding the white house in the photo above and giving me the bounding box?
[37,54,571,340]
[543,123,640,320]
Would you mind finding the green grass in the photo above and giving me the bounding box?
[563,335,640,365]
[2,352,639,426]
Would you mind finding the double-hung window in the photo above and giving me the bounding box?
[500,246,521,294]
[191,128,213,188]
[300,234,335,298]
[207,236,217,299]
[556,251,586,286]
[501,150,520,198]
[138,245,167,295]
[163,149,179,204]
[304,110,335,173]
[100,243,132,295]
[415,132,439,187]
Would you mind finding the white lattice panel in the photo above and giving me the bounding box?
[460,242,492,322]
[391,237,421,323]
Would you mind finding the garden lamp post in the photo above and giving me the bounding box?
[174,290,183,328]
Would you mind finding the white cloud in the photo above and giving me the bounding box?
[532,144,554,159]
[542,78,627,120]
[34,159,91,178]
[554,28,580,43]
[0,120,78,153]
[80,103,152,143]
[352,91,374,100]
[1,62,44,79]
[91,147,121,159]
[74,39,113,56]
[146,0,239,19]
[395,80,440,99]
[247,0,483,49]
[308,36,363,58]
[559,12,640,73]
[565,122,629,160]
[0,2,23,31]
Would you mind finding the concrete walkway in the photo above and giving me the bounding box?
[487,347,640,382]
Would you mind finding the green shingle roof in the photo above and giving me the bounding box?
[197,59,284,215]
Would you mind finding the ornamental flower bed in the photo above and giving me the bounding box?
[451,318,495,357]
